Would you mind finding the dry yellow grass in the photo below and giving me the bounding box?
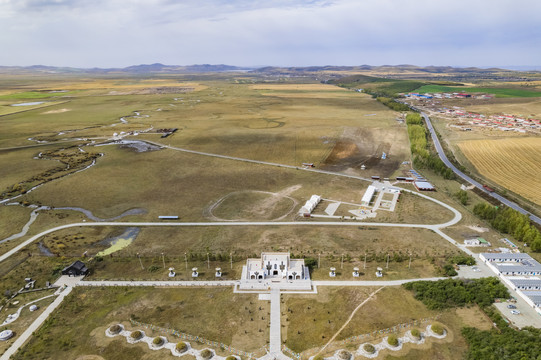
[458,137,541,205]
[259,92,359,99]
[250,84,344,91]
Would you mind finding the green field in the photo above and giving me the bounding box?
[414,85,541,98]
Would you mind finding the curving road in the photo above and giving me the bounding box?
[0,212,462,265]
[416,110,541,225]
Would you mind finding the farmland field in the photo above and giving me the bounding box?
[414,85,541,98]
[458,137,541,205]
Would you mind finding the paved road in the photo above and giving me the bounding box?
[418,111,541,225]
[269,288,283,357]
[0,215,462,264]
[313,277,447,287]
[78,280,237,287]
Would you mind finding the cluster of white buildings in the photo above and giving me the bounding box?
[298,195,321,216]
[479,253,541,314]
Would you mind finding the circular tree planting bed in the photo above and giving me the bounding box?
[108,324,122,335]
[176,341,188,353]
[130,330,143,340]
[363,343,376,354]
[201,349,214,359]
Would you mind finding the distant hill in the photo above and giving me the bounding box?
[0,63,253,74]
[0,64,533,78]
[252,64,511,74]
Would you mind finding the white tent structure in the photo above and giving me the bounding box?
[299,195,321,215]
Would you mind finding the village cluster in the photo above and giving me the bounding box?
[404,93,541,133]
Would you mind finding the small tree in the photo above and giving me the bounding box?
[225,356,237,360]
[130,330,143,340]
[201,349,213,359]
[431,323,445,335]
[176,342,188,353]
[387,334,399,347]
[109,324,122,334]
[337,350,351,360]
[363,344,375,354]
[152,336,164,346]
[411,328,421,339]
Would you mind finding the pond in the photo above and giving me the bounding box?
[96,227,140,256]
[10,102,45,107]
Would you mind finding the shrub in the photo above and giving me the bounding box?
[337,350,351,360]
[225,356,237,360]
[109,324,121,334]
[387,334,399,347]
[176,342,188,353]
[152,336,164,346]
[411,328,421,339]
[130,330,142,340]
[147,265,160,273]
[201,349,213,359]
[431,323,445,335]
[363,344,375,354]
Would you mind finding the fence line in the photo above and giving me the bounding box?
[282,345,301,359]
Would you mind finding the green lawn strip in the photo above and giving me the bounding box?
[414,85,541,98]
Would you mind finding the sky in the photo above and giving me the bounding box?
[1,0,540,68]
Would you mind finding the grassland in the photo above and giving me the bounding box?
[283,286,492,359]
[458,137,541,206]
[0,71,499,359]
[414,85,541,98]
[0,290,57,355]
[12,287,269,360]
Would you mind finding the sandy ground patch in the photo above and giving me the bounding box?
[467,225,489,233]
[251,84,344,91]
[42,108,70,114]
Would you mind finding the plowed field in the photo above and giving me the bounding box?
[458,137,541,205]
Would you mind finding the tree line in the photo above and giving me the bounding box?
[376,97,411,111]
[403,277,509,309]
[462,307,541,360]
[473,202,541,251]
[405,113,455,179]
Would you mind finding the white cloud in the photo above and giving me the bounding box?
[0,0,540,67]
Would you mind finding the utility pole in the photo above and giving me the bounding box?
[184,252,188,271]
[230,253,233,269]
[409,253,412,269]
[161,252,165,269]
[318,253,321,269]
[364,253,367,269]
[207,253,210,269]
[341,254,344,269]
[386,254,390,269]
[137,253,144,270]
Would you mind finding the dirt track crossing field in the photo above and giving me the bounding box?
[458,137,541,205]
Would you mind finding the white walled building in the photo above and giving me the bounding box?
[245,252,308,280]
[479,252,541,314]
